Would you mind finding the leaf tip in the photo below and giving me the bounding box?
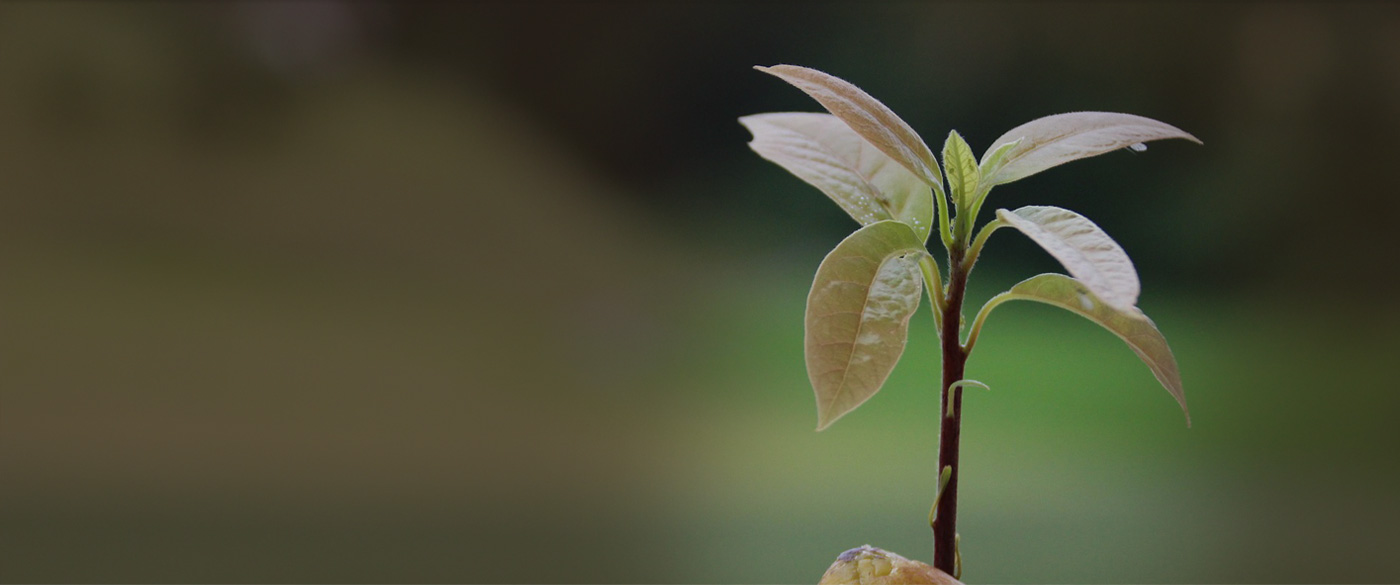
[815,403,855,431]
[1165,124,1203,145]
[736,114,759,136]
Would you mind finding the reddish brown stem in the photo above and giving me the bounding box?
[933,244,969,574]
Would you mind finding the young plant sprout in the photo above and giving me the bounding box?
[740,64,1199,579]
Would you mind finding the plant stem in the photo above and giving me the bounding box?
[933,242,970,574]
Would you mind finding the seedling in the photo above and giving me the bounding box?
[740,64,1198,578]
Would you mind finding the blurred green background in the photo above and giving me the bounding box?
[3,2,1399,583]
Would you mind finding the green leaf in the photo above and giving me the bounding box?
[995,206,1140,311]
[969,274,1189,425]
[960,138,1023,230]
[740,113,935,243]
[978,137,1023,179]
[980,112,1201,186]
[755,64,945,192]
[942,130,980,212]
[807,221,927,430]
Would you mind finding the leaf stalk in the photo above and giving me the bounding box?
[963,218,1005,273]
[918,255,946,331]
[963,291,1012,353]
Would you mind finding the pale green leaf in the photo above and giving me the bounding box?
[981,112,1201,186]
[978,137,1023,179]
[970,274,1188,425]
[995,206,1140,311]
[961,138,1023,228]
[942,130,979,211]
[740,113,935,242]
[755,64,944,191]
[807,221,926,430]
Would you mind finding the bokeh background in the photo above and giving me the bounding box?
[3,1,1399,583]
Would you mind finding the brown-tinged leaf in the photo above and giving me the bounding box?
[981,112,1201,186]
[807,221,926,430]
[740,113,935,242]
[996,206,1140,311]
[756,64,944,191]
[974,273,1189,425]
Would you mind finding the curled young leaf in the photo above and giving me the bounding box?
[807,221,926,430]
[978,137,1023,179]
[981,112,1201,186]
[941,130,980,212]
[968,274,1189,425]
[740,113,935,242]
[755,64,945,191]
[995,206,1140,311]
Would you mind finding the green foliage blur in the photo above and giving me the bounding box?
[2,2,1399,583]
